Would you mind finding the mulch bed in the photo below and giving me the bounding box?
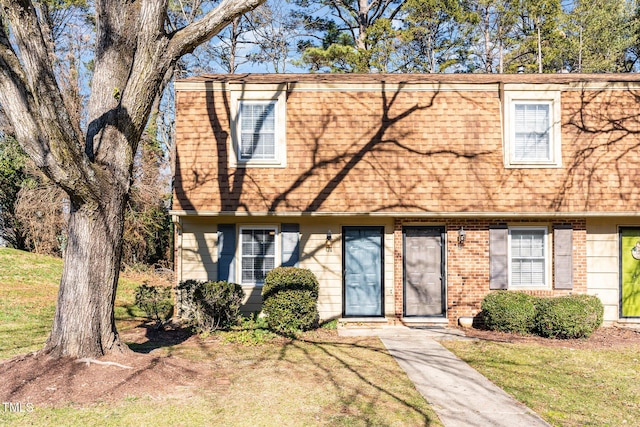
[459,325,640,349]
[1,324,639,407]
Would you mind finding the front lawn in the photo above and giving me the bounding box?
[443,338,640,426]
[0,248,440,426]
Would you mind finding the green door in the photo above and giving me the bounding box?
[343,227,384,317]
[620,228,640,317]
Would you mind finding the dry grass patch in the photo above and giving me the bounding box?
[0,248,441,426]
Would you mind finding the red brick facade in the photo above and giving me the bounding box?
[393,218,586,324]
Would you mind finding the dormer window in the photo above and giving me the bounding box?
[239,101,276,161]
[230,84,286,168]
[503,88,561,168]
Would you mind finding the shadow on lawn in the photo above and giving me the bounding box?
[126,323,193,354]
[124,324,438,425]
[279,335,439,426]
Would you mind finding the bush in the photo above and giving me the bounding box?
[536,295,604,339]
[262,267,319,300]
[177,280,245,333]
[262,290,319,335]
[134,283,174,328]
[261,267,320,335]
[481,291,537,334]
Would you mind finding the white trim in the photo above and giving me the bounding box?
[170,210,640,218]
[237,225,280,286]
[230,88,286,168]
[175,80,640,93]
[503,90,562,168]
[508,226,550,290]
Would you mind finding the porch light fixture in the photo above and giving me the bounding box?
[326,230,332,251]
[458,227,466,245]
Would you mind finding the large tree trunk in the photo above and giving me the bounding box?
[0,0,265,359]
[45,192,129,357]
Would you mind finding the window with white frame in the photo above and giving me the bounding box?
[239,101,276,161]
[503,89,561,168]
[230,85,286,168]
[240,227,277,285]
[513,103,550,161]
[509,227,548,289]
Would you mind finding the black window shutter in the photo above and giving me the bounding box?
[554,225,573,290]
[489,225,509,290]
[217,224,236,282]
[281,224,300,267]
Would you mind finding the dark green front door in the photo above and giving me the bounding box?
[343,227,384,317]
[620,228,640,317]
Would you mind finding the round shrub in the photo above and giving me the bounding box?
[261,267,320,335]
[262,267,319,300]
[535,295,603,339]
[481,291,537,334]
[177,280,245,332]
[262,289,319,335]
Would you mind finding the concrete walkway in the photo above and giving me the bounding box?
[340,326,550,427]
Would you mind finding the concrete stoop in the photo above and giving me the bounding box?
[615,320,640,330]
[337,317,470,341]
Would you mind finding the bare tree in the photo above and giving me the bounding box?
[246,1,300,73]
[0,0,265,359]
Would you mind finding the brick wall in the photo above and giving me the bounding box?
[394,218,587,325]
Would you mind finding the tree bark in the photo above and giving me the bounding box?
[0,0,265,358]
[45,192,129,357]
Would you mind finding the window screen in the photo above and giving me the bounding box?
[240,228,276,285]
[511,229,546,287]
[513,103,550,161]
[239,102,276,160]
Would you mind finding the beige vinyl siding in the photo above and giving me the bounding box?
[179,220,218,282]
[297,217,395,320]
[176,216,396,321]
[585,218,640,324]
[299,221,342,320]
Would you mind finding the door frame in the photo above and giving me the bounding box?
[342,226,385,318]
[619,227,640,319]
[402,226,447,318]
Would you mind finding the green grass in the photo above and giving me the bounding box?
[0,248,441,426]
[443,340,640,426]
[0,248,144,358]
[0,248,62,356]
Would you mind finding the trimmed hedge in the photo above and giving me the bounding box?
[481,291,537,334]
[262,267,319,300]
[481,292,604,339]
[262,267,319,335]
[263,289,319,335]
[177,280,245,333]
[535,294,604,339]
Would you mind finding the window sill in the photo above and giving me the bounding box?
[232,160,286,168]
[504,161,562,169]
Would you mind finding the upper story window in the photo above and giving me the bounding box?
[239,101,276,161]
[230,84,287,168]
[503,88,561,168]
